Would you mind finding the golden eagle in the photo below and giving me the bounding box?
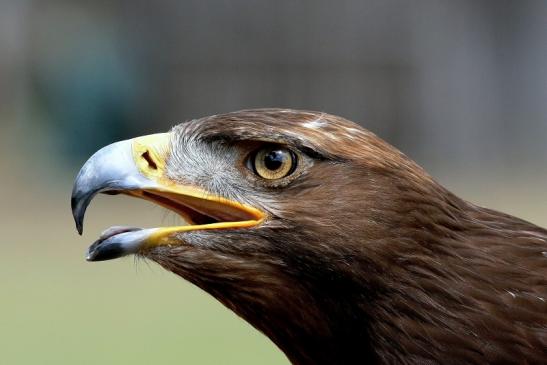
[72,109,547,364]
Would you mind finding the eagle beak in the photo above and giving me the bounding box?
[71,133,264,261]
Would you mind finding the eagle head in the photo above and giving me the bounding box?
[72,109,547,364]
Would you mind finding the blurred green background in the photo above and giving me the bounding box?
[1,1,546,364]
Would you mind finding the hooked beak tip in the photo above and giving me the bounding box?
[76,223,84,236]
[71,194,85,235]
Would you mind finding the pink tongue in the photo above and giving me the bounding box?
[99,226,142,241]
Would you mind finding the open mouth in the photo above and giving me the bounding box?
[137,190,261,226]
[71,134,265,262]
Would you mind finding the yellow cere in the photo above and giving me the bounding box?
[132,133,171,179]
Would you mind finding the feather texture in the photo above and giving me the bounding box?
[145,109,546,364]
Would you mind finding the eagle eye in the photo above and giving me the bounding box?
[251,146,297,180]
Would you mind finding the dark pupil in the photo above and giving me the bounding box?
[264,150,285,170]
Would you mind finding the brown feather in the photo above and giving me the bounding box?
[146,109,547,364]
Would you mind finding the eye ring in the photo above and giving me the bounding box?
[251,145,297,180]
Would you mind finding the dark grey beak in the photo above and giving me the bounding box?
[71,139,160,261]
[71,139,155,235]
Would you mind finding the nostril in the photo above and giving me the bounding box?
[141,150,158,170]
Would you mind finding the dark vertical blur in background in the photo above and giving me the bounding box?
[1,1,546,364]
